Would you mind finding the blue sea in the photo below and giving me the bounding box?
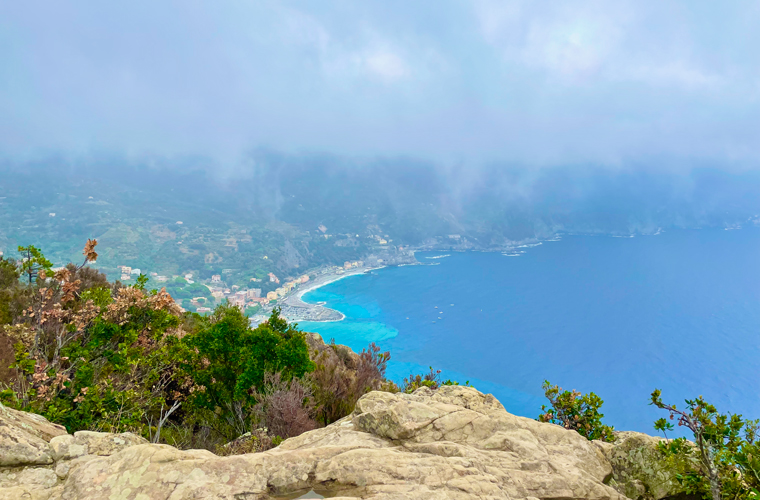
[299,228,760,434]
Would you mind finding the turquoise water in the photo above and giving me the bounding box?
[299,229,760,433]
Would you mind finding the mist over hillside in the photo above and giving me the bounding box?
[3,154,760,282]
[2,1,759,278]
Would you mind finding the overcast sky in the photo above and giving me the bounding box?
[1,1,759,168]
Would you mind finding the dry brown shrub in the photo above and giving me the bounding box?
[310,341,390,425]
[252,372,317,439]
[64,263,109,292]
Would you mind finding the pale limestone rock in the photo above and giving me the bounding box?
[597,431,685,500]
[71,429,147,455]
[0,403,67,467]
[0,422,54,467]
[1,386,691,500]
[50,434,87,461]
[0,403,67,441]
[55,386,630,499]
[0,408,56,466]
[0,485,62,500]
[0,467,60,500]
[53,454,98,480]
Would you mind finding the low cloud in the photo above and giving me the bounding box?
[361,50,408,82]
[0,1,758,167]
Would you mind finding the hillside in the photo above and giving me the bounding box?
[4,159,760,291]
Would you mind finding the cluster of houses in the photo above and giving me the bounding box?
[118,267,196,285]
[117,263,317,315]
[201,273,309,311]
[117,266,141,281]
[266,275,309,301]
[198,285,266,313]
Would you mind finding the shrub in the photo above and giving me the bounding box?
[538,380,615,442]
[0,242,394,453]
[180,306,314,440]
[310,341,390,425]
[401,367,442,393]
[399,368,471,394]
[651,389,760,500]
[3,279,185,434]
[252,372,316,439]
[244,304,261,317]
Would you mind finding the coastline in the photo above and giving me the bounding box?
[279,230,671,322]
[291,265,385,307]
[277,265,386,323]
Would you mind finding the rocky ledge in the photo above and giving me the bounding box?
[1,386,686,500]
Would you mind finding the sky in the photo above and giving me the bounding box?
[1,1,759,168]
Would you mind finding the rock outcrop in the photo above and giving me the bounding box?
[0,387,683,500]
[594,432,686,500]
[0,403,148,500]
[305,332,360,369]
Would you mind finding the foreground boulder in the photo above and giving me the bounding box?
[0,404,148,500]
[595,432,687,500]
[0,403,67,467]
[1,387,686,499]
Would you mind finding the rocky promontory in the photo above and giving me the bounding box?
[1,386,685,500]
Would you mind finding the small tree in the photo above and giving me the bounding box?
[651,389,760,500]
[17,245,52,284]
[538,381,614,442]
[181,306,314,440]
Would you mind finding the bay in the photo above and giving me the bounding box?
[299,228,760,433]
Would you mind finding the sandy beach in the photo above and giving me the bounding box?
[276,265,385,323]
[287,266,383,306]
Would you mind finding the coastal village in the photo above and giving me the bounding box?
[67,223,419,324]
[114,259,370,321]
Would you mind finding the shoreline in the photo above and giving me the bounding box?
[277,265,386,323]
[291,265,385,306]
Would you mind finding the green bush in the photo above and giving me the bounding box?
[179,305,314,440]
[651,389,760,500]
[538,381,615,442]
[4,286,184,434]
[0,242,399,452]
[401,367,442,393]
[400,367,470,393]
